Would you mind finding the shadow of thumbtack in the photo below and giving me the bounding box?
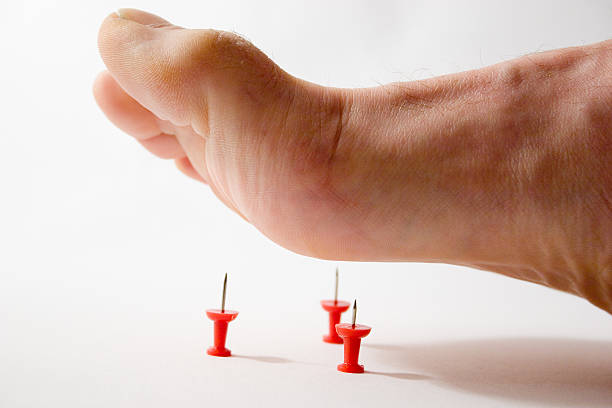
[366,344,405,352]
[233,355,294,364]
[233,354,327,367]
[366,371,431,381]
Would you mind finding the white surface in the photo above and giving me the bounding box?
[1,1,612,407]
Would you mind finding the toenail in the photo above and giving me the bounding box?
[115,8,139,23]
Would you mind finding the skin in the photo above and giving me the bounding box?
[94,9,611,313]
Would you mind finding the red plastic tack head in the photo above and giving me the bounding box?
[206,309,238,357]
[335,323,371,373]
[321,300,350,343]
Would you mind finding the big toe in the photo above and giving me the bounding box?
[97,8,284,136]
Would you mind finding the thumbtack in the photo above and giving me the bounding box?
[335,299,371,373]
[320,267,350,343]
[205,273,238,357]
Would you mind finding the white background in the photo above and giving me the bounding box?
[1,1,611,407]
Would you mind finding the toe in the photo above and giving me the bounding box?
[93,70,161,140]
[175,157,206,182]
[173,129,245,219]
[97,8,285,136]
[97,9,199,127]
[94,70,186,159]
[139,134,185,160]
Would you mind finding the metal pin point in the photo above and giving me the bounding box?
[221,273,227,313]
[351,299,357,328]
[334,267,339,305]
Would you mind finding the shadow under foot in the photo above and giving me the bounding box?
[366,337,612,407]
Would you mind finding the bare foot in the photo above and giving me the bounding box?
[94,9,611,313]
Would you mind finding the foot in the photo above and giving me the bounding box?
[94,9,611,313]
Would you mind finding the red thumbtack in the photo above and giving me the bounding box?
[206,273,238,357]
[336,300,371,373]
[321,267,350,344]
